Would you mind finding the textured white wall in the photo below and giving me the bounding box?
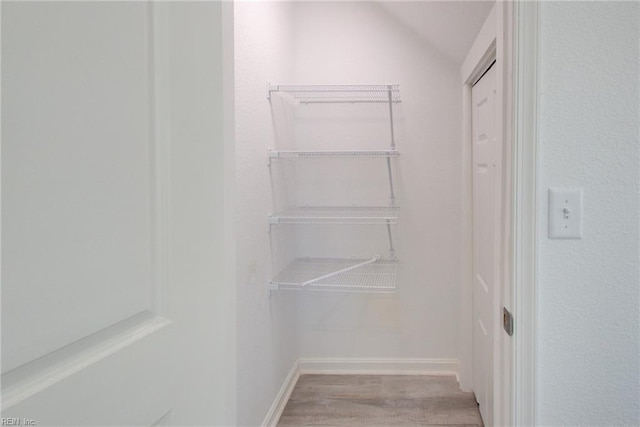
[537,2,640,425]
[291,2,464,361]
[233,3,300,426]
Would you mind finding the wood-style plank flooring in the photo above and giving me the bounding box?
[278,375,483,427]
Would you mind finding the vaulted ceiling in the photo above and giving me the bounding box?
[377,1,495,64]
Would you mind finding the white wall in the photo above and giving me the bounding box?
[291,2,464,362]
[233,3,300,426]
[537,2,640,425]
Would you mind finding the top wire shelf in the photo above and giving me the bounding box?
[267,84,401,104]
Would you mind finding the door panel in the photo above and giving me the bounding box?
[2,314,173,425]
[472,63,498,427]
[2,3,173,424]
[2,1,155,374]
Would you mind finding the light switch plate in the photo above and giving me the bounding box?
[548,188,583,239]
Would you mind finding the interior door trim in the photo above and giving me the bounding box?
[512,1,539,425]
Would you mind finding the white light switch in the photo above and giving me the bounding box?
[548,188,583,239]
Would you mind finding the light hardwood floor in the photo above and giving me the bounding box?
[278,374,483,427]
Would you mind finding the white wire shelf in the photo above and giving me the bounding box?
[269,258,399,293]
[267,84,401,104]
[269,149,399,159]
[269,207,399,225]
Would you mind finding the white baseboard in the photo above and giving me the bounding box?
[261,360,301,427]
[298,358,459,376]
[263,358,459,427]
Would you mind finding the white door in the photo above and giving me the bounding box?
[2,3,232,425]
[471,62,498,427]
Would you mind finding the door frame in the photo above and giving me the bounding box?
[459,2,503,424]
[512,2,539,426]
[459,2,539,426]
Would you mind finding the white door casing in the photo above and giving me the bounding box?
[461,3,515,425]
[512,2,539,425]
[1,3,174,424]
[472,63,499,427]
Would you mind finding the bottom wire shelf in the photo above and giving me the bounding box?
[269,258,398,293]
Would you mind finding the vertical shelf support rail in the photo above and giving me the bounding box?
[386,219,396,259]
[386,85,397,207]
[387,85,396,150]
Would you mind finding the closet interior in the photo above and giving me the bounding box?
[233,2,496,426]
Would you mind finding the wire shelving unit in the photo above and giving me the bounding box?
[267,83,402,293]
